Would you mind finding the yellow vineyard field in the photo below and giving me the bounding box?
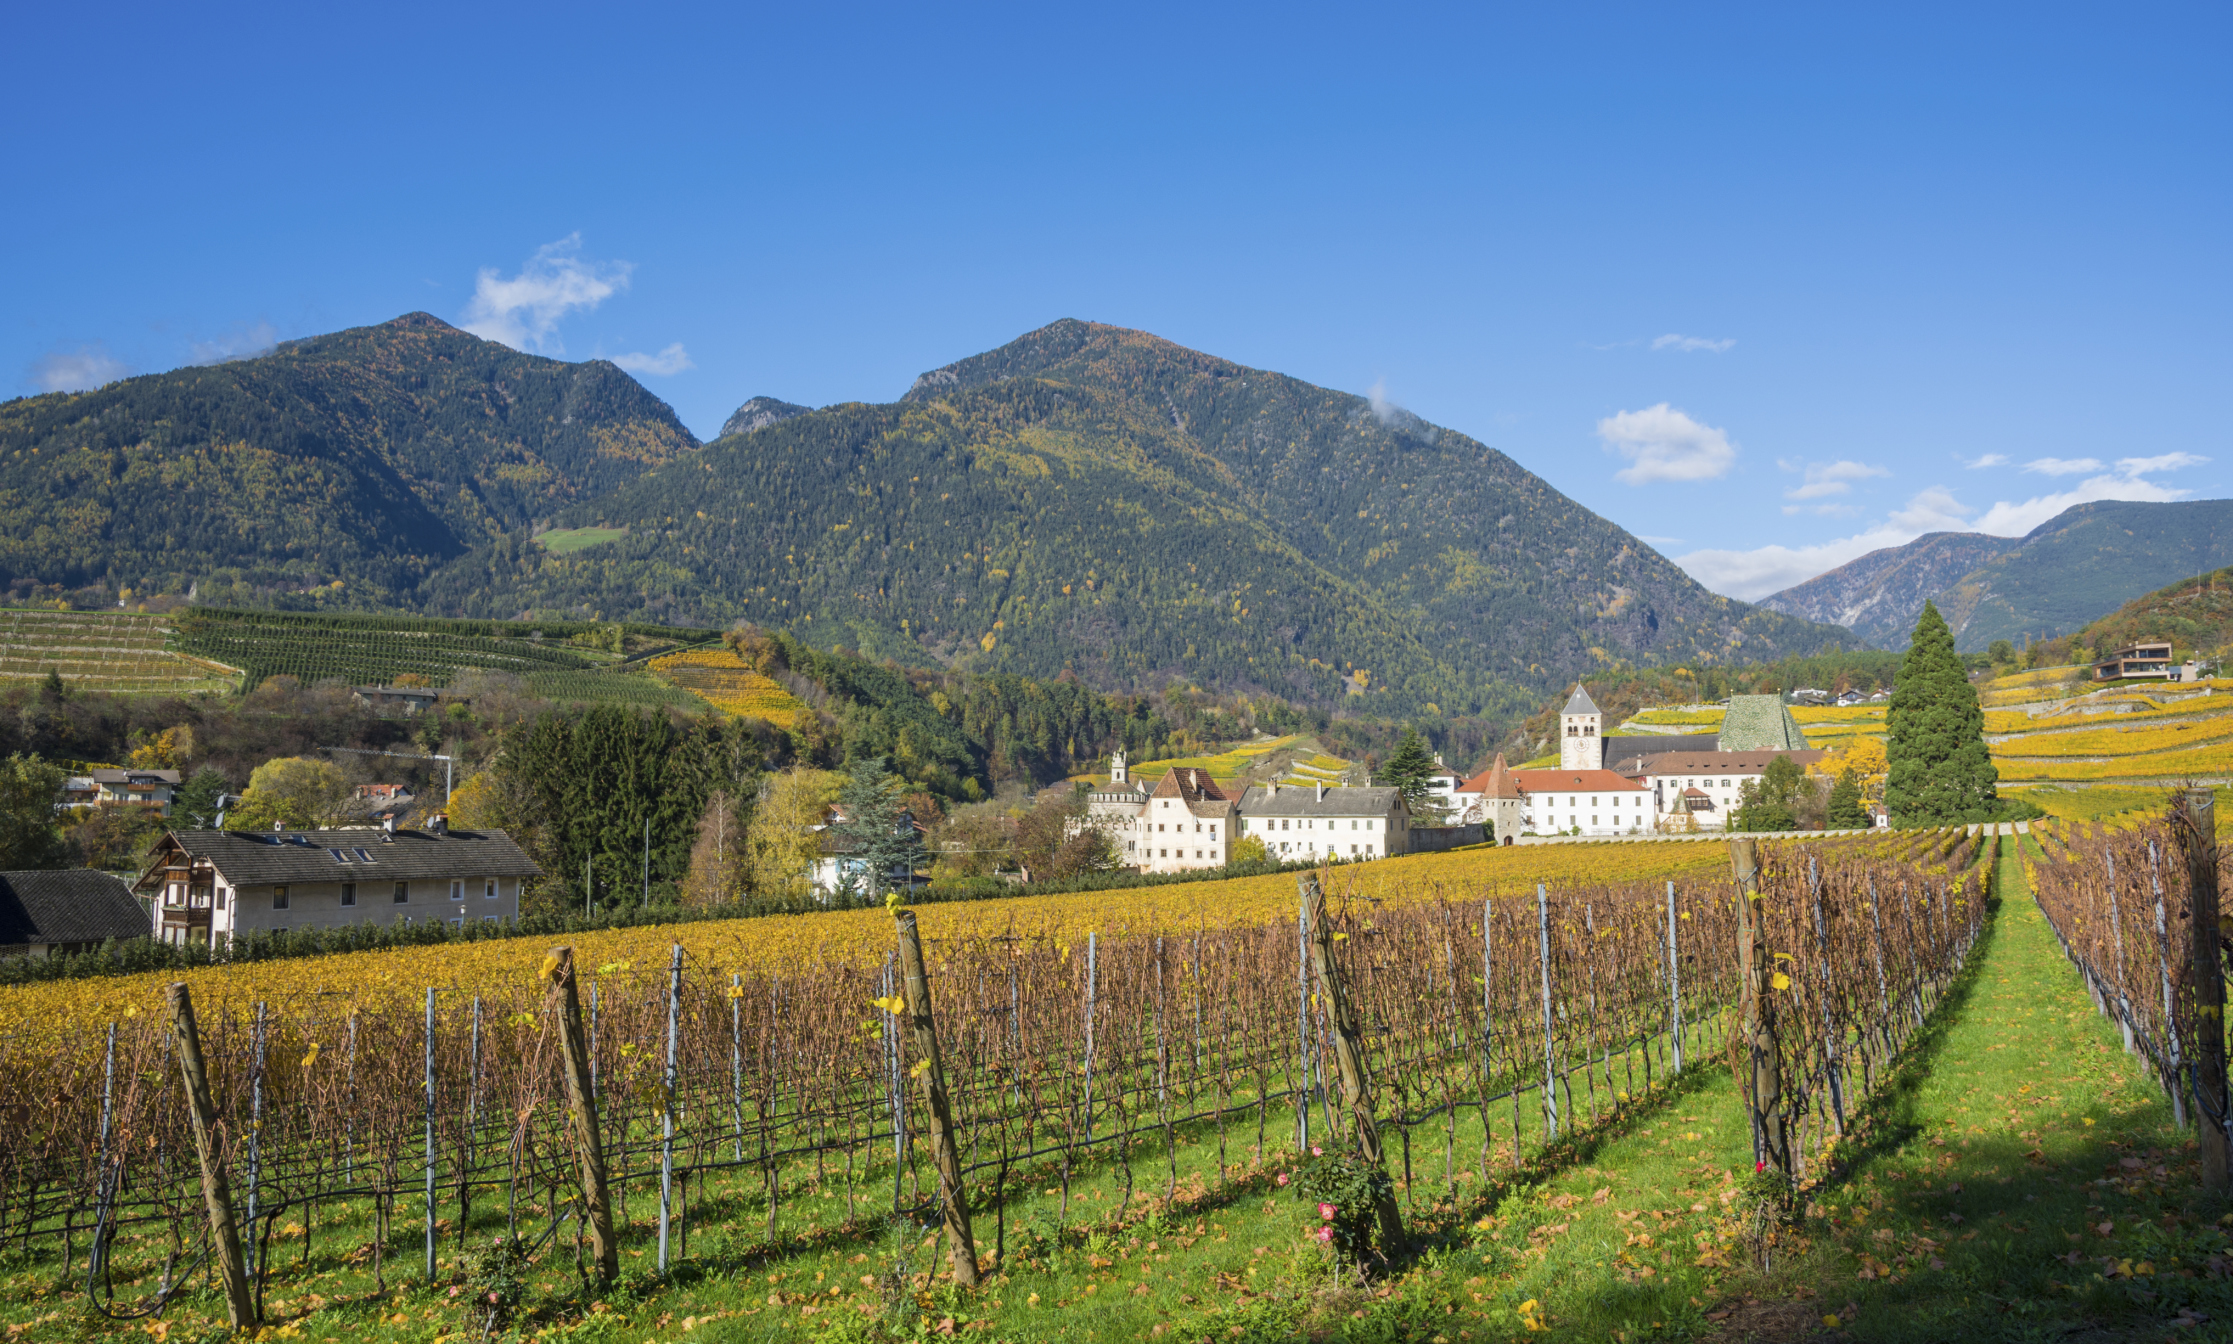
[1996,739,2233,782]
[1788,705,1887,724]
[1991,721,2233,759]
[646,648,810,725]
[1985,694,2233,736]
[0,840,1750,1037]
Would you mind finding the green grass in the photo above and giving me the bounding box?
[538,526,630,553]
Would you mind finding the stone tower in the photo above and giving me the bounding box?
[1559,685,1602,771]
[1110,749,1128,785]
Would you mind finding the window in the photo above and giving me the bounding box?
[450,880,464,902]
[483,915,498,924]
[330,848,351,863]
[354,848,374,862]
[1280,819,1289,830]
[485,878,498,900]
[1209,824,1218,838]
[450,917,464,929]
[340,883,357,907]
[393,881,409,904]
[272,886,289,911]
[214,887,226,910]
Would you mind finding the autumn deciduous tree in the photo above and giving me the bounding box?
[679,790,746,907]
[743,767,843,903]
[228,756,349,830]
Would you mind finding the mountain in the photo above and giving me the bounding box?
[1759,498,2233,652]
[421,319,1848,715]
[2032,564,2233,666]
[0,313,697,606]
[1757,532,2019,647]
[718,396,813,438]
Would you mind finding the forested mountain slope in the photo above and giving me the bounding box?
[424,320,1846,715]
[0,313,696,606]
[1760,499,2233,652]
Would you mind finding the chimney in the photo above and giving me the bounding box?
[382,815,396,842]
[428,813,448,836]
[1316,781,1326,802]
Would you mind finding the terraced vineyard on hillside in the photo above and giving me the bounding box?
[169,608,719,707]
[0,608,238,694]
[645,647,810,724]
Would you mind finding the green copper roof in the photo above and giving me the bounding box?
[1717,695,1807,751]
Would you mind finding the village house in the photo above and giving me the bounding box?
[1233,781,1408,861]
[0,870,149,958]
[61,767,182,815]
[135,816,539,947]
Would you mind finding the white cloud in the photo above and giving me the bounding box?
[1651,333,1736,353]
[27,344,130,393]
[610,343,694,377]
[1970,454,2208,534]
[460,233,632,352]
[2021,456,2103,476]
[1676,451,2214,601]
[189,320,278,365]
[1366,377,1400,425]
[1963,453,2010,469]
[1599,403,1737,484]
[1676,486,1973,600]
[2116,452,2209,474]
[1785,459,1890,501]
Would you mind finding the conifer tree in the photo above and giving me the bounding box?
[1826,766,1867,829]
[1885,601,1999,824]
[1374,728,1439,816]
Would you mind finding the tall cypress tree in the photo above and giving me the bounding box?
[1374,728,1440,817]
[1886,601,1999,824]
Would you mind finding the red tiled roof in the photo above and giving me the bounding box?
[1151,768,1229,804]
[1508,768,1646,793]
[1458,754,1524,799]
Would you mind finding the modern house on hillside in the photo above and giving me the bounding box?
[2092,642,2186,681]
[135,818,539,947]
[1233,782,1408,861]
[0,870,149,958]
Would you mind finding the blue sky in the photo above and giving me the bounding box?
[5,2,2225,600]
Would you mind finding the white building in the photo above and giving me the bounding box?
[1234,782,1409,861]
[1454,755,1523,840]
[1511,768,1652,836]
[1079,754,1236,872]
[135,818,539,947]
[1626,750,1826,831]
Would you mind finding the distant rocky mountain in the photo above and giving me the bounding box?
[1758,532,2019,648]
[424,319,1849,715]
[718,396,813,439]
[1759,499,2233,652]
[0,313,698,607]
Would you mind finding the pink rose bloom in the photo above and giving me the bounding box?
[1319,1203,1337,1221]
[1311,1146,1323,1156]
[1276,1171,1290,1186]
[1315,1225,1334,1244]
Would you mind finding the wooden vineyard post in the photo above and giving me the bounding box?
[1301,874,1405,1249]
[544,947,618,1285]
[1730,840,1789,1177]
[2180,789,2228,1190]
[894,908,980,1286]
[166,983,257,1328]
[1665,881,1684,1073]
[658,943,681,1273]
